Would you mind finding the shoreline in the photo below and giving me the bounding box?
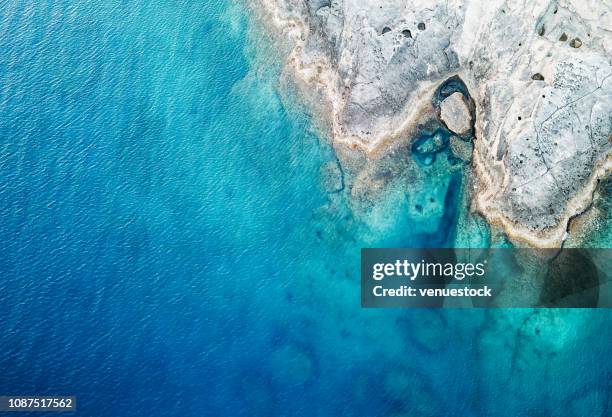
[248,0,611,248]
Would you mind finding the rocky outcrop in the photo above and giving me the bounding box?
[253,0,612,247]
[440,92,471,135]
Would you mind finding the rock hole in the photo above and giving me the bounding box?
[518,42,522,46]
[559,33,567,42]
[569,38,582,48]
[531,73,545,81]
[417,22,426,31]
[518,116,522,120]
[402,29,412,38]
[381,26,391,35]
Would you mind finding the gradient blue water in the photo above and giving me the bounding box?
[0,1,610,416]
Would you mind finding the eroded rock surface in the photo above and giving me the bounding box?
[255,0,612,246]
[450,135,473,163]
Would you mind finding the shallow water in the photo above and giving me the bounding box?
[0,1,610,416]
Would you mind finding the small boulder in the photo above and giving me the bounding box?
[440,92,471,135]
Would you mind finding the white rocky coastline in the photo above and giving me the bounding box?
[251,0,611,247]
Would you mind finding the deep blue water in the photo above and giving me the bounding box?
[0,1,610,416]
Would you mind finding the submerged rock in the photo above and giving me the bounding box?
[440,92,471,135]
[411,129,450,166]
[320,160,344,193]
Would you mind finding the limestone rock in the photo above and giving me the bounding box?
[256,0,612,246]
[440,92,471,135]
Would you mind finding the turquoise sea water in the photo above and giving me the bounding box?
[0,1,610,416]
